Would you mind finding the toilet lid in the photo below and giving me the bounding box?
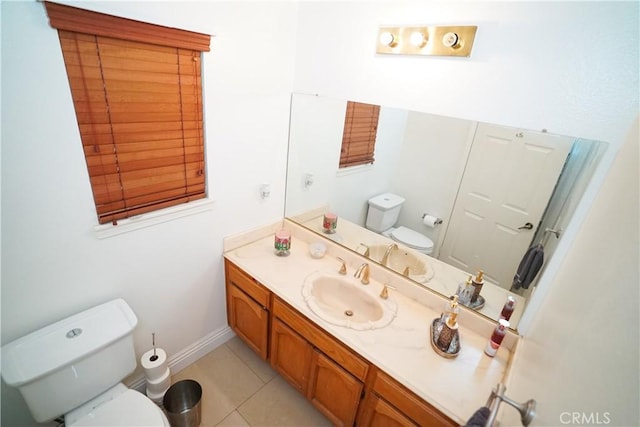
[67,389,169,427]
[391,226,434,250]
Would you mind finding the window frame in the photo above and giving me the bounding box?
[44,1,211,226]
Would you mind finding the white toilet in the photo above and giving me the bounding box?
[1,299,170,426]
[366,193,435,255]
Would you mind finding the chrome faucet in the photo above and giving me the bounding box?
[381,243,398,266]
[354,263,370,285]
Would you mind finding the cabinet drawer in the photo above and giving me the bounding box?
[373,371,457,427]
[273,297,369,382]
[225,260,270,307]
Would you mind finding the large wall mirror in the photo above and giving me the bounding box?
[284,93,608,330]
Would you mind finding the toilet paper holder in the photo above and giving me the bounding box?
[422,213,443,225]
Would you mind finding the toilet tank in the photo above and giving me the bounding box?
[1,299,138,423]
[365,193,405,232]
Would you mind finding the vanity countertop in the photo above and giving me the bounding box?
[300,214,526,326]
[223,222,516,425]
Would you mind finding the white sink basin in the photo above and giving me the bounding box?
[302,272,397,330]
[368,245,434,283]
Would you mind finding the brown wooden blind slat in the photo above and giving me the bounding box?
[45,2,211,52]
[339,101,380,168]
[50,3,209,225]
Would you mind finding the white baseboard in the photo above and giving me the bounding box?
[128,326,235,393]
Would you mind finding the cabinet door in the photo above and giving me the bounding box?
[270,318,313,394]
[307,350,363,427]
[227,284,269,360]
[359,392,417,427]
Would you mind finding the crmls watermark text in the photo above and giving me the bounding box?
[560,412,611,425]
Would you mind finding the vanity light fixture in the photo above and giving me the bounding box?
[376,25,477,57]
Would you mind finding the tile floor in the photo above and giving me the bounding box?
[171,336,332,427]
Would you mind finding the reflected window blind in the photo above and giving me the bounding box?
[45,2,211,224]
[339,101,380,168]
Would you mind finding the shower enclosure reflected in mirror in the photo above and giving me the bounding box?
[284,93,608,328]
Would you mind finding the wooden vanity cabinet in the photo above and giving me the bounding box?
[358,369,458,427]
[225,260,270,360]
[224,261,457,427]
[271,296,366,427]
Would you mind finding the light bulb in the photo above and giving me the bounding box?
[379,31,396,47]
[409,31,426,47]
[442,32,459,48]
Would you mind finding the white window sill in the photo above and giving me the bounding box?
[93,198,215,239]
[336,163,373,177]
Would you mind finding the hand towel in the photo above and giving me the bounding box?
[464,406,491,427]
[512,243,544,290]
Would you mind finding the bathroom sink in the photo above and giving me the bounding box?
[368,245,434,283]
[301,272,397,330]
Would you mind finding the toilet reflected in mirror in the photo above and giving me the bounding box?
[366,193,434,255]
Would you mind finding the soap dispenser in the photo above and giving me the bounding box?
[436,295,459,353]
[435,295,455,338]
[470,270,484,304]
[456,275,474,306]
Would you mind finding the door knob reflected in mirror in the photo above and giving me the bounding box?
[518,222,534,230]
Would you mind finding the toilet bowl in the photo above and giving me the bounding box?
[65,383,169,427]
[366,193,435,255]
[384,226,434,255]
[1,299,170,426]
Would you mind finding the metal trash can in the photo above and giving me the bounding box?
[163,379,202,427]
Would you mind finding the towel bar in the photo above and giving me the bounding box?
[544,227,561,238]
[485,383,536,426]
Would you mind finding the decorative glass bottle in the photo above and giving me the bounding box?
[500,296,516,321]
[485,319,509,357]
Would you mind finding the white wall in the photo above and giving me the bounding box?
[287,97,475,255]
[503,116,639,427]
[285,94,348,217]
[293,1,637,145]
[285,94,406,223]
[332,106,407,223]
[292,1,639,425]
[391,112,476,254]
[1,1,296,425]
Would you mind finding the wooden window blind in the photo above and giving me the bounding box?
[44,2,211,224]
[339,101,381,168]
